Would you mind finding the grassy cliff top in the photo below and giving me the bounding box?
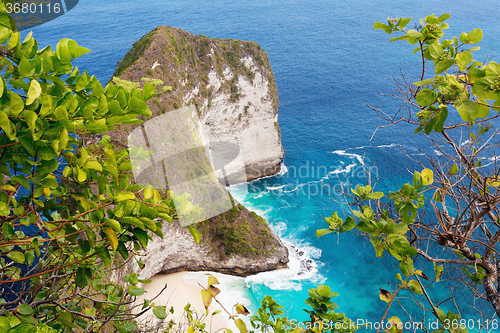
[112,25,279,118]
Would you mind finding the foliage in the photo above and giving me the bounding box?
[196,276,357,333]
[319,12,500,328]
[0,2,203,331]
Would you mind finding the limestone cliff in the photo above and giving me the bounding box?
[109,27,288,281]
[113,26,284,182]
[111,198,289,282]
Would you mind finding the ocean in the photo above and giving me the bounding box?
[27,0,500,329]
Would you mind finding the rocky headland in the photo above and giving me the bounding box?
[109,26,288,282]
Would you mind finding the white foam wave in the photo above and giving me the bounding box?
[278,162,288,176]
[245,240,325,291]
[271,222,287,236]
[461,140,471,147]
[280,179,322,194]
[433,149,443,156]
[376,143,397,148]
[483,155,500,161]
[330,150,365,166]
[252,190,269,199]
[266,185,286,191]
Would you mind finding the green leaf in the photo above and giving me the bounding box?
[56,39,72,63]
[153,306,168,319]
[434,59,455,74]
[413,79,433,87]
[22,110,37,133]
[129,272,139,285]
[11,176,30,190]
[7,31,19,50]
[26,79,41,105]
[468,28,483,44]
[105,219,122,233]
[449,163,458,175]
[18,56,32,76]
[374,22,392,34]
[235,304,250,316]
[54,105,68,120]
[340,216,356,232]
[7,251,25,264]
[235,319,248,333]
[428,43,444,59]
[0,201,9,216]
[85,119,108,133]
[316,228,332,237]
[0,112,13,140]
[455,100,485,121]
[456,51,472,71]
[116,192,136,202]
[8,91,24,117]
[86,160,102,171]
[103,227,119,251]
[96,247,111,269]
[476,98,490,118]
[17,304,34,315]
[143,82,155,100]
[369,237,384,257]
[75,267,92,288]
[415,89,438,106]
[399,259,414,276]
[408,280,423,295]
[39,94,53,117]
[120,217,145,229]
[2,222,13,236]
[316,285,331,297]
[131,228,149,248]
[366,192,384,199]
[85,228,96,248]
[187,225,200,243]
[434,264,444,282]
[0,316,11,331]
[77,168,87,182]
[0,77,4,99]
[68,39,91,59]
[128,286,145,296]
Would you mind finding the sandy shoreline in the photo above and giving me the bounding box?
[134,271,245,332]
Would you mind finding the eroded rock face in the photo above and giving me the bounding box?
[110,207,289,283]
[113,26,284,182]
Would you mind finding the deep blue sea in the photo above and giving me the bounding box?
[27,0,500,329]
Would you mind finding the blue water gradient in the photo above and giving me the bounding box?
[25,0,500,326]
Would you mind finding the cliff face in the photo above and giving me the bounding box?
[111,200,289,282]
[113,26,283,182]
[109,27,289,281]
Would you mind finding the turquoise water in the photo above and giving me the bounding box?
[27,0,500,327]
